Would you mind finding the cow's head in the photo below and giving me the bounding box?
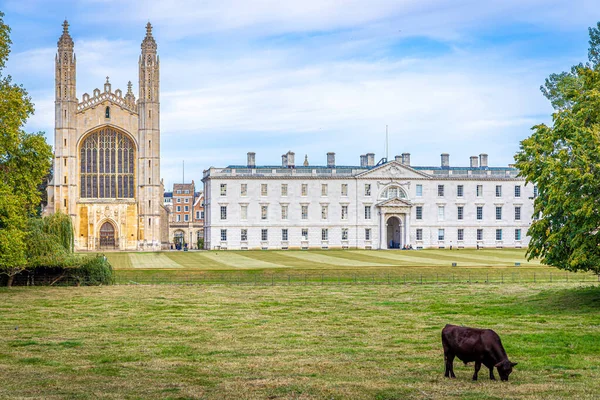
[495,360,518,381]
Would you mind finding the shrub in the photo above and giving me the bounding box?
[70,255,113,286]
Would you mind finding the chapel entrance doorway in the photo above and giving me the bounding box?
[99,221,116,249]
[386,216,402,249]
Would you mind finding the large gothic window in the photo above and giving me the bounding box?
[80,127,135,198]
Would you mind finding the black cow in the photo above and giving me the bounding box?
[442,324,517,381]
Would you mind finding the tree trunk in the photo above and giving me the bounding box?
[7,275,14,288]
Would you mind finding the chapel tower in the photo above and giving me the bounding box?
[45,21,162,251]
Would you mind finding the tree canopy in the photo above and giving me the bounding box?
[515,22,600,274]
[0,11,54,285]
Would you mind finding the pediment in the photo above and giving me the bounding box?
[377,198,413,207]
[357,161,431,179]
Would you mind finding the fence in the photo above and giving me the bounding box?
[113,271,600,286]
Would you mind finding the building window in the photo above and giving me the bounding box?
[438,206,445,221]
[321,205,328,220]
[302,228,308,240]
[184,214,189,222]
[416,206,422,220]
[220,184,227,196]
[457,206,464,220]
[220,229,227,241]
[176,215,180,222]
[240,205,248,220]
[79,128,135,198]
[477,229,483,241]
[365,228,371,240]
[240,184,247,196]
[496,206,502,220]
[365,184,371,196]
[241,229,247,241]
[184,198,189,203]
[261,205,268,220]
[342,228,348,240]
[458,228,464,241]
[196,211,200,219]
[341,184,348,196]
[515,206,521,221]
[184,205,189,212]
[416,184,423,197]
[261,184,268,196]
[438,229,445,241]
[176,190,182,194]
[184,190,190,194]
[301,184,308,196]
[176,205,181,212]
[321,228,328,241]
[533,185,538,197]
[341,205,348,220]
[282,229,288,241]
[220,206,227,220]
[416,229,423,241]
[496,229,503,241]
[261,229,268,241]
[514,185,521,198]
[201,211,204,219]
[281,184,288,196]
[321,184,328,196]
[477,206,483,220]
[301,205,308,220]
[281,205,288,220]
[437,185,444,197]
[177,198,181,203]
[457,185,464,197]
[364,206,371,220]
[476,185,483,197]
[515,229,522,241]
[496,185,502,197]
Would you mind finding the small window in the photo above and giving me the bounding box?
[457,185,464,197]
[321,205,328,220]
[261,205,268,220]
[261,229,268,241]
[220,206,227,220]
[177,206,181,212]
[342,228,349,240]
[321,184,328,196]
[438,229,445,241]
[184,214,189,222]
[416,184,423,197]
[281,184,288,196]
[321,228,329,241]
[302,228,308,240]
[496,206,502,220]
[364,206,371,220]
[220,184,227,196]
[515,206,521,221]
[240,184,247,196]
[476,185,483,197]
[457,206,464,220]
[496,229,503,241]
[105,106,110,118]
[416,229,423,241]
[477,229,483,241]
[281,205,288,220]
[365,228,371,241]
[341,184,348,197]
[301,184,308,196]
[301,205,308,220]
[477,206,483,220]
[241,229,248,241]
[457,228,464,241]
[416,206,423,220]
[515,229,522,241]
[240,205,248,220]
[220,229,227,241]
[341,205,348,220]
[438,206,445,221]
[365,184,371,196]
[261,184,268,196]
[514,185,521,198]
[496,185,502,197]
[184,205,189,212]
[437,185,444,197]
[176,215,181,222]
[282,229,288,241]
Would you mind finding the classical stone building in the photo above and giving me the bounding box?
[45,21,162,251]
[203,151,535,250]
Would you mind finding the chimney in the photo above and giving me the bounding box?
[360,155,367,167]
[366,153,375,167]
[247,152,255,168]
[395,155,402,162]
[470,156,478,168]
[287,151,295,168]
[402,152,411,166]
[281,153,288,168]
[441,153,450,168]
[327,152,335,168]
[479,153,488,168]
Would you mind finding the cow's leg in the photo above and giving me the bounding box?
[472,361,481,381]
[445,353,456,378]
[489,366,496,380]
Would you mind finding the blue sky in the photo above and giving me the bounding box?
[2,0,599,188]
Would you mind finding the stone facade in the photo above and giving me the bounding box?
[45,21,162,251]
[202,152,535,250]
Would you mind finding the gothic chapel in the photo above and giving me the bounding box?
[45,21,163,251]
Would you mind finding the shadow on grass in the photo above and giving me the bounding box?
[525,285,600,314]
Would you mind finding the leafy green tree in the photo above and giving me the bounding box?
[515,23,600,274]
[0,12,53,286]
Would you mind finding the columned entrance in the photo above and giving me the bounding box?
[99,221,117,249]
[387,216,402,249]
[174,230,185,250]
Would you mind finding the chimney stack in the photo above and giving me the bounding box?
[479,153,488,168]
[247,152,255,168]
[327,152,335,168]
[395,155,402,162]
[470,156,478,168]
[360,155,367,167]
[287,151,295,168]
[441,153,450,168]
[281,153,288,168]
[402,153,411,166]
[366,153,375,167]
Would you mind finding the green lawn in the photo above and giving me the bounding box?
[1,283,599,399]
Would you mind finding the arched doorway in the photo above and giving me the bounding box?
[99,221,116,249]
[387,216,402,249]
[174,230,185,250]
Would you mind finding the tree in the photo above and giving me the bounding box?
[515,22,600,274]
[0,12,53,286]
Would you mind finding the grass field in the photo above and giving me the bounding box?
[1,283,600,399]
[104,249,598,285]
